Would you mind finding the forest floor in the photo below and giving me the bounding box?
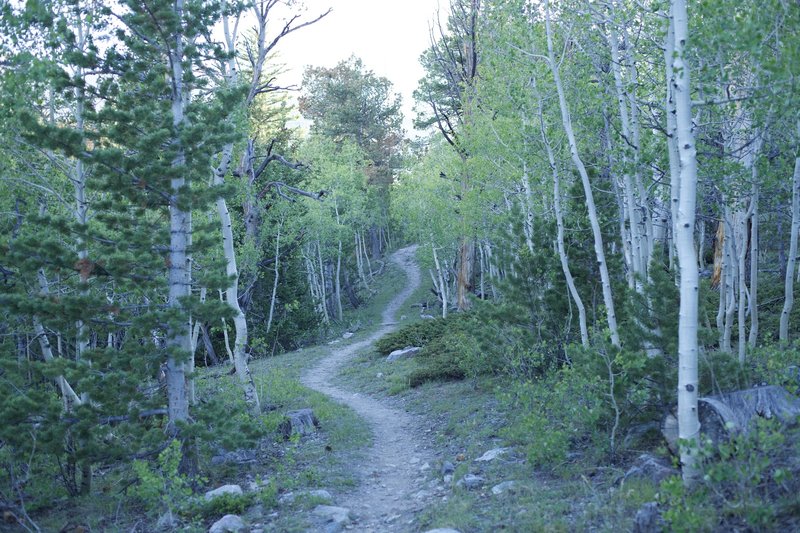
[21,245,653,532]
[299,245,441,531]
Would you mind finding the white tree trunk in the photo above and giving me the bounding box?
[670,0,701,485]
[335,240,343,320]
[780,140,800,342]
[166,3,191,430]
[317,240,330,323]
[432,244,448,318]
[749,180,759,347]
[521,163,534,253]
[215,190,260,413]
[266,223,281,334]
[213,2,261,414]
[36,270,82,408]
[664,17,681,270]
[545,0,620,347]
[539,99,589,347]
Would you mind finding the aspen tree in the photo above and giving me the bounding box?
[669,0,701,485]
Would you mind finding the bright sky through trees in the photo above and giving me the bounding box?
[272,0,444,135]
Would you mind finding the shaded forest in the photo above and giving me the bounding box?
[1,0,799,531]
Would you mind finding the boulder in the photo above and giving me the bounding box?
[387,346,422,362]
[205,484,243,501]
[278,408,320,439]
[632,502,664,533]
[491,481,518,495]
[456,474,485,490]
[623,454,678,485]
[312,505,351,532]
[211,449,256,466]
[208,514,245,533]
[662,385,800,453]
[475,448,508,462]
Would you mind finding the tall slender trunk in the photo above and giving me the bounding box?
[521,163,534,253]
[545,0,619,346]
[317,240,330,324]
[670,0,701,485]
[266,223,281,335]
[664,18,681,271]
[749,180,759,347]
[539,98,589,347]
[166,22,191,432]
[215,184,260,413]
[609,24,643,288]
[335,240,343,320]
[213,4,260,414]
[432,244,448,318]
[780,133,800,342]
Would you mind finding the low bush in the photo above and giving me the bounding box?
[374,314,468,355]
[658,418,800,532]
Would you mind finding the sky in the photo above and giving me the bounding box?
[266,0,446,136]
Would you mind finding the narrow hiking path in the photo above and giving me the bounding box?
[301,245,436,532]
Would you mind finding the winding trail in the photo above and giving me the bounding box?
[301,245,433,532]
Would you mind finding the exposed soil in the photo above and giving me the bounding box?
[301,245,434,532]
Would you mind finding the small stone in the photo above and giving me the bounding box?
[205,484,243,501]
[455,453,466,462]
[443,474,453,484]
[633,502,664,533]
[420,462,431,471]
[342,331,354,339]
[387,346,422,362]
[208,514,245,533]
[409,457,420,464]
[491,481,518,495]
[278,491,296,505]
[475,448,508,462]
[312,505,351,532]
[420,314,435,319]
[456,474,485,490]
[377,372,384,378]
[328,340,341,345]
[423,529,461,533]
[413,489,432,500]
[441,461,455,475]
[308,489,333,501]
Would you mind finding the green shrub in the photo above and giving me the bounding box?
[408,353,466,387]
[130,440,193,518]
[659,419,800,531]
[375,314,467,355]
[193,492,253,519]
[501,366,608,469]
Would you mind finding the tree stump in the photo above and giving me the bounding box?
[662,385,800,453]
[279,408,320,439]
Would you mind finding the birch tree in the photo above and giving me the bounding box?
[543,0,620,347]
[669,0,701,485]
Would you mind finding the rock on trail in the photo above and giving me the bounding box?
[301,246,433,532]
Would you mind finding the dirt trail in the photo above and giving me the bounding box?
[301,245,433,532]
